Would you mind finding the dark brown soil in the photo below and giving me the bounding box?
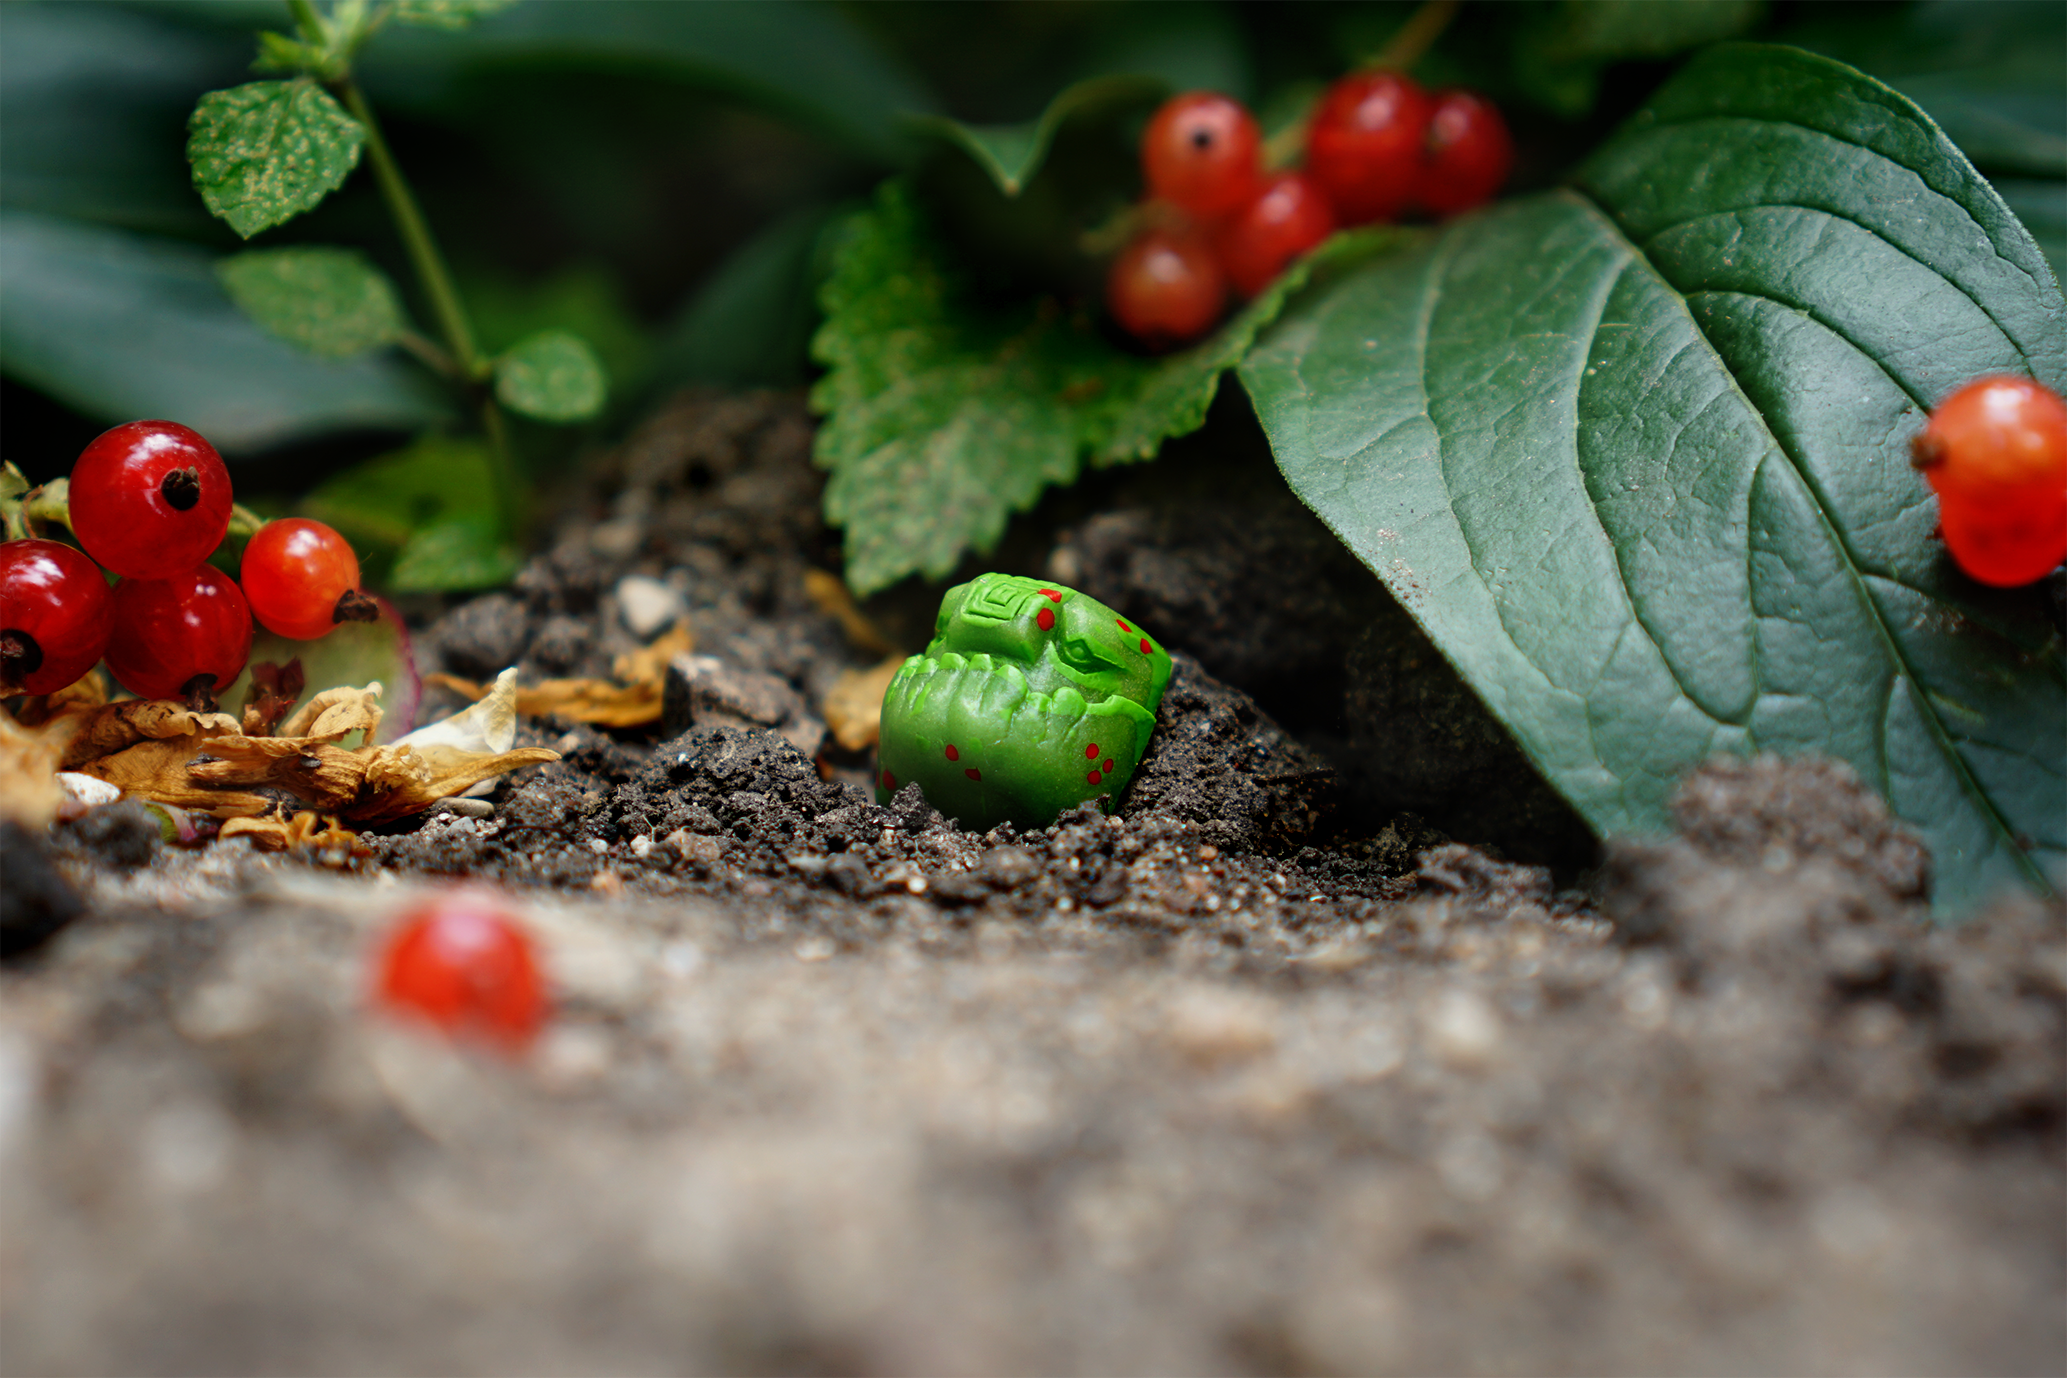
[2,391,2061,1376]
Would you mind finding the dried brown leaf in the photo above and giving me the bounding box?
[344,743,560,824]
[220,810,362,853]
[823,654,907,752]
[0,711,65,827]
[804,568,896,656]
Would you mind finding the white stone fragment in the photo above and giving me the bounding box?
[616,575,684,639]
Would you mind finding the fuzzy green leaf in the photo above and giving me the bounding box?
[493,328,607,422]
[810,181,1409,596]
[390,0,518,32]
[186,80,363,238]
[1240,44,2066,916]
[217,246,408,358]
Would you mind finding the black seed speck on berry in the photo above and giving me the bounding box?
[160,467,201,512]
[1,628,44,684]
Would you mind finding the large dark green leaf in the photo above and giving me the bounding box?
[1241,44,2066,915]
[0,2,244,235]
[0,212,446,452]
[358,0,936,165]
[651,204,838,389]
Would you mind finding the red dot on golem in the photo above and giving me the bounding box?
[1037,608,1055,631]
[1085,743,1100,759]
[1038,588,1062,602]
[945,744,959,761]
[1139,638,1151,654]
[966,767,981,781]
[883,770,895,790]
[1117,618,1130,632]
[1087,771,1102,785]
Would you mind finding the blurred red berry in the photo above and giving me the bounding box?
[1218,171,1338,298]
[1912,375,2067,587]
[1418,89,1514,216]
[1141,91,1263,219]
[69,420,233,579]
[1306,70,1433,225]
[1107,223,1227,346]
[376,893,547,1052]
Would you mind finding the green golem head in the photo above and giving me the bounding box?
[875,573,1174,831]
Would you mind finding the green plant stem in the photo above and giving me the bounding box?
[1371,0,1462,70]
[333,74,525,538]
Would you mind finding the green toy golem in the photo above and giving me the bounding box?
[876,573,1173,830]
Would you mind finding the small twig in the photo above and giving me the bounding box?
[1368,0,1463,72]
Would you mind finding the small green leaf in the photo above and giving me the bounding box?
[253,30,325,75]
[217,246,408,358]
[301,432,502,566]
[905,74,1166,197]
[391,514,521,591]
[186,79,364,238]
[809,180,1408,595]
[1241,44,2065,915]
[390,0,518,32]
[493,328,607,422]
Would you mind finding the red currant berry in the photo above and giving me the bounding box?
[1913,375,2067,587]
[241,518,375,641]
[1141,92,1263,220]
[1107,223,1227,347]
[69,420,234,580]
[103,564,252,703]
[0,539,113,696]
[1218,171,1338,298]
[1417,89,1513,217]
[1306,70,1433,225]
[376,893,547,1052]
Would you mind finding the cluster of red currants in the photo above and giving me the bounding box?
[1,419,373,703]
[1912,375,2067,587]
[1107,73,1512,346]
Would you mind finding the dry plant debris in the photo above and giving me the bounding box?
[426,624,694,728]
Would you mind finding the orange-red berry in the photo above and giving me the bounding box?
[1141,92,1263,220]
[1306,70,1432,225]
[242,518,370,641]
[375,893,547,1052]
[1218,171,1337,298]
[1417,89,1513,217]
[1107,224,1227,346]
[1912,375,2067,587]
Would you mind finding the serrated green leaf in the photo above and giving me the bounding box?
[217,246,408,358]
[810,180,1409,596]
[186,79,363,238]
[0,211,446,450]
[905,74,1166,198]
[1240,44,2066,916]
[493,328,606,422]
[389,0,517,32]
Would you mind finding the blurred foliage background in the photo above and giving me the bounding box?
[3,0,2060,528]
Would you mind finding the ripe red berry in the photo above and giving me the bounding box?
[1141,92,1263,219]
[1107,224,1227,347]
[1307,70,1433,225]
[103,564,252,703]
[1417,89,1514,217]
[1912,376,2067,587]
[69,420,233,580]
[1218,171,1338,298]
[0,539,113,696]
[241,518,375,641]
[376,893,547,1052]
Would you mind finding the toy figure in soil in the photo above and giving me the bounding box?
[876,574,1173,831]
